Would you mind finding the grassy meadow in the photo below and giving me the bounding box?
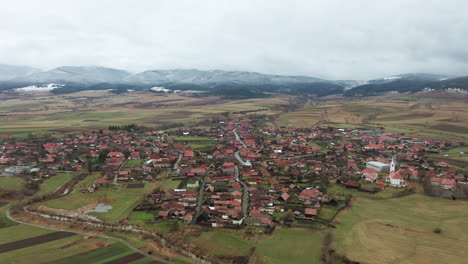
[170,135,216,152]
[0,222,145,264]
[0,177,25,191]
[34,173,73,197]
[253,227,323,264]
[333,194,468,264]
[41,173,159,222]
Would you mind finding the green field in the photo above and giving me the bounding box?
[0,177,25,191]
[254,227,323,264]
[42,174,159,222]
[128,212,183,233]
[326,183,407,200]
[0,223,57,244]
[0,211,18,230]
[129,211,155,221]
[160,178,181,190]
[125,159,144,168]
[34,173,73,197]
[0,222,156,264]
[170,135,216,152]
[48,242,135,264]
[427,147,468,172]
[0,222,121,264]
[334,194,468,264]
[190,230,253,257]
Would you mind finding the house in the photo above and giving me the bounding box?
[362,168,378,182]
[183,214,193,223]
[129,151,140,160]
[304,208,318,218]
[441,178,456,190]
[108,152,124,158]
[93,177,109,187]
[436,161,450,168]
[388,172,405,187]
[430,177,442,186]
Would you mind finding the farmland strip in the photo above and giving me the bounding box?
[0,231,75,253]
[104,252,145,264]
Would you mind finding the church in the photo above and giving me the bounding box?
[387,154,407,188]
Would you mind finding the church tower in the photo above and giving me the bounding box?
[390,154,397,173]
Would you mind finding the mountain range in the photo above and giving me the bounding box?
[0,64,466,97]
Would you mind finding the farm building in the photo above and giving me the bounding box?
[366,161,389,172]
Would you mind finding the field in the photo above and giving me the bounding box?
[0,222,153,264]
[333,194,468,264]
[170,135,216,152]
[277,93,468,142]
[187,227,323,263]
[47,242,148,264]
[427,147,468,171]
[0,177,25,191]
[34,173,73,197]
[0,91,286,136]
[41,173,159,222]
[253,227,323,264]
[326,183,408,200]
[190,229,254,257]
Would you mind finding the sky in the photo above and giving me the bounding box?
[1,0,467,80]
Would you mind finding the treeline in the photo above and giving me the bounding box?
[108,124,145,131]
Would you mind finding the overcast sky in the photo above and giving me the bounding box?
[1,0,467,79]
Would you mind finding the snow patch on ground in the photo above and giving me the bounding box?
[15,83,64,92]
[149,86,181,93]
[383,76,402,80]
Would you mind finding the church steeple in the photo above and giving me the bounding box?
[390,154,397,173]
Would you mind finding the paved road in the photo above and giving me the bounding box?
[232,127,250,217]
[234,165,249,216]
[173,154,183,170]
[233,128,247,148]
[114,158,129,184]
[191,178,207,224]
[234,150,247,166]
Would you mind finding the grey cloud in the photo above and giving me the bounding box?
[0,0,467,79]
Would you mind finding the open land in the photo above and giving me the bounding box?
[1,90,467,264]
[333,194,468,264]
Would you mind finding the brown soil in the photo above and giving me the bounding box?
[379,113,434,121]
[430,124,468,133]
[0,231,76,253]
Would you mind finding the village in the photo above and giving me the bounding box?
[1,118,467,231]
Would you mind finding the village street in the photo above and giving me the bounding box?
[113,158,128,184]
[191,178,207,224]
[232,127,250,217]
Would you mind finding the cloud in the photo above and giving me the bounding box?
[0,0,467,79]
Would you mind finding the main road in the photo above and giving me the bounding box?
[232,127,250,217]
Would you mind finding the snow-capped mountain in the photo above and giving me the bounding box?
[368,73,454,84]
[1,64,465,97]
[11,66,131,85]
[124,69,325,85]
[0,64,40,80]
